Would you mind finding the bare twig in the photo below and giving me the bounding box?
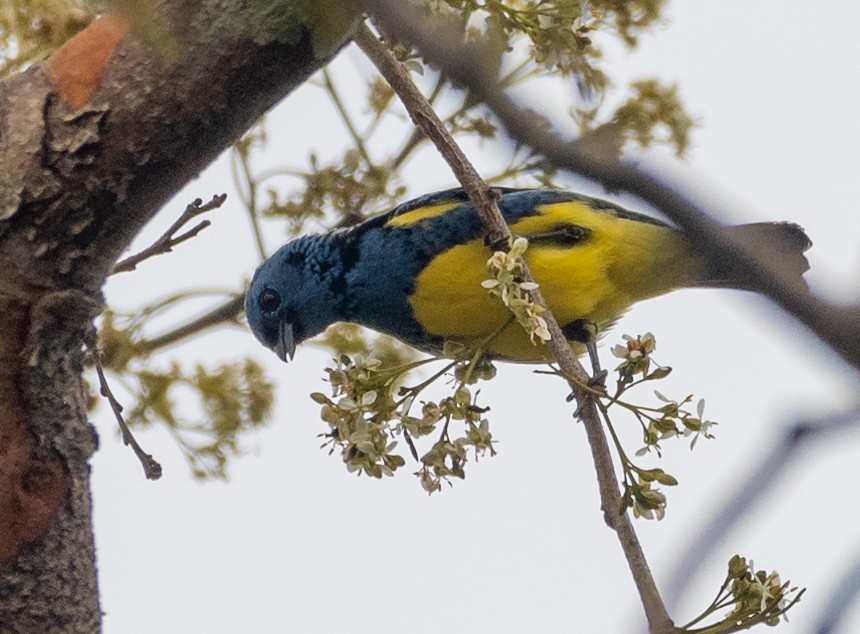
[136,293,245,355]
[94,353,163,480]
[112,194,227,274]
[354,20,677,634]
[358,0,860,373]
[322,67,376,168]
[231,143,269,260]
[355,24,509,246]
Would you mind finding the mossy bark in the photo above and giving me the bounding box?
[0,2,359,630]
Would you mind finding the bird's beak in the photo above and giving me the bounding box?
[274,320,296,362]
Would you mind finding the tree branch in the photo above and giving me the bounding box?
[814,542,860,633]
[354,24,510,246]
[94,354,163,480]
[0,5,361,291]
[0,3,362,627]
[136,294,245,355]
[358,0,860,372]
[112,194,226,274]
[354,19,677,634]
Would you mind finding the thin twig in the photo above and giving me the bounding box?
[322,67,376,168]
[231,144,268,261]
[355,23,509,245]
[112,194,227,274]
[94,353,163,480]
[136,294,245,355]
[353,19,677,634]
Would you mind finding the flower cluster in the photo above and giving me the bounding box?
[611,332,665,386]
[621,469,676,521]
[415,385,495,494]
[312,354,495,492]
[681,555,804,632]
[482,236,551,344]
[312,356,405,478]
[637,392,718,455]
[599,333,717,521]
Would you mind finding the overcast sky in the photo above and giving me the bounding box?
[93,4,860,633]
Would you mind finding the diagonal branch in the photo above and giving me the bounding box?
[666,406,860,611]
[359,0,860,373]
[94,352,163,480]
[136,294,245,355]
[354,19,677,634]
[814,541,860,633]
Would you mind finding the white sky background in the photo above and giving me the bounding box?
[91,3,860,633]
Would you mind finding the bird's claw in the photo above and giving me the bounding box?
[588,369,608,390]
[567,369,607,418]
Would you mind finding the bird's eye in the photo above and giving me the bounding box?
[259,289,281,313]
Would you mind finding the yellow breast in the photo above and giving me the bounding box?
[408,200,698,362]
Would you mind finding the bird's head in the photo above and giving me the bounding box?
[245,240,342,362]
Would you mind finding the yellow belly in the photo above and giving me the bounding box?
[407,201,696,362]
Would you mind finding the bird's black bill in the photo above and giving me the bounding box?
[274,320,296,362]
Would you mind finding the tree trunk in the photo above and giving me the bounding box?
[0,2,359,630]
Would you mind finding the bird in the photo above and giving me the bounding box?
[245,187,811,364]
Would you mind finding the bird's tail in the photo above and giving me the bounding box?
[697,222,812,291]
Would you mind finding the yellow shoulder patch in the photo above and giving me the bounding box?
[407,196,696,362]
[386,202,461,228]
[507,200,603,235]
